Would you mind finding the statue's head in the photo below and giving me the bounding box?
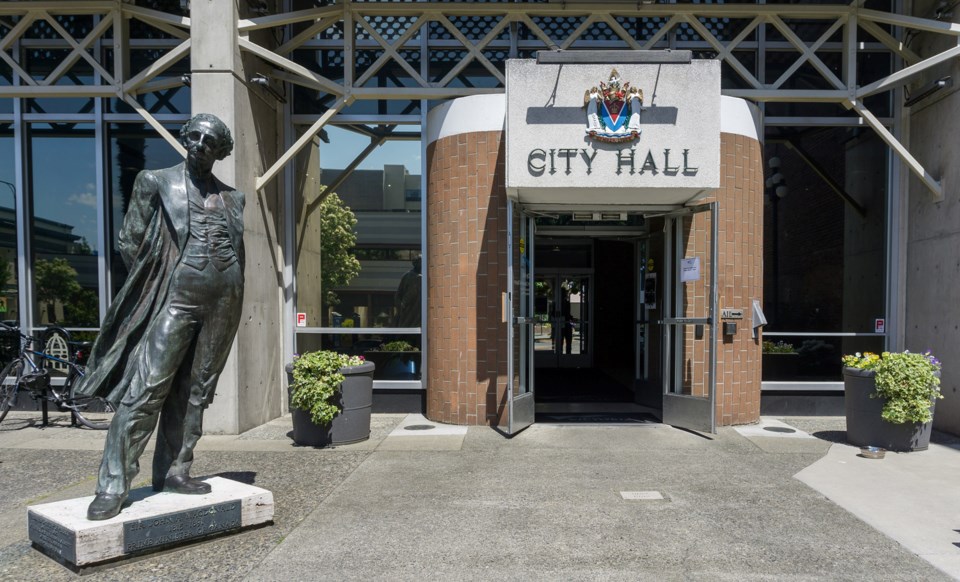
[180,114,234,167]
[413,255,422,273]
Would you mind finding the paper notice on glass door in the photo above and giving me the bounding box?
[680,257,700,282]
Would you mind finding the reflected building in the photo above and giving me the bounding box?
[0,205,95,325]
[319,165,421,330]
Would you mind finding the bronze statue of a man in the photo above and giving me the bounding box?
[75,113,245,520]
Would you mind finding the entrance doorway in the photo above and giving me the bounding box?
[503,204,719,435]
[532,235,641,407]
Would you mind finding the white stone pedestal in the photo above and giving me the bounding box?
[27,477,274,567]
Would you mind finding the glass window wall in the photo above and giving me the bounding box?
[762,126,888,382]
[0,0,908,391]
[0,127,18,352]
[28,123,99,328]
[106,123,183,297]
[294,124,423,381]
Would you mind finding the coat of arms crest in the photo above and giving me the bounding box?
[584,68,643,144]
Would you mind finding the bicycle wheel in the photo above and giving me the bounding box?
[70,395,116,430]
[68,367,116,430]
[0,358,24,424]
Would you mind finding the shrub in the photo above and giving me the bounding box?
[290,351,364,425]
[842,351,942,424]
[378,340,418,352]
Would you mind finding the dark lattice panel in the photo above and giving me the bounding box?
[430,16,509,42]
[355,16,423,42]
[312,22,346,41]
[25,15,95,40]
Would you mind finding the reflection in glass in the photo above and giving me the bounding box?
[394,256,421,327]
[25,52,95,115]
[297,334,422,381]
[0,64,11,111]
[534,274,590,363]
[29,124,99,327]
[107,123,182,297]
[534,277,555,353]
[761,123,889,387]
[761,335,885,382]
[763,127,887,334]
[0,129,18,326]
[294,125,423,330]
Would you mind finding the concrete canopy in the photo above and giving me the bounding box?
[505,59,721,211]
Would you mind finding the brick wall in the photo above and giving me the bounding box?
[425,130,508,426]
[424,130,762,427]
[653,133,763,425]
[700,133,764,424]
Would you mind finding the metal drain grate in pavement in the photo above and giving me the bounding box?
[404,424,437,431]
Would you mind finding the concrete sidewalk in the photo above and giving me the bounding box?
[0,411,957,580]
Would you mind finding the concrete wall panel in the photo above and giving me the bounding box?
[906,32,960,435]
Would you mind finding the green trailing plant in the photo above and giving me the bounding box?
[762,340,796,354]
[290,351,364,425]
[842,351,942,424]
[377,340,418,352]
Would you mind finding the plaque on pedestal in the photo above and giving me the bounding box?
[27,477,274,568]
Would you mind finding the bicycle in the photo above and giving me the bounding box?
[0,323,115,429]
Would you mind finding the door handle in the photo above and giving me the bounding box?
[661,317,712,325]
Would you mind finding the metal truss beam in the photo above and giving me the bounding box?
[256,96,347,192]
[231,1,956,196]
[848,98,943,201]
[0,2,953,198]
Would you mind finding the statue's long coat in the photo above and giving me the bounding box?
[74,162,245,405]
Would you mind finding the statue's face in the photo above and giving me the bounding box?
[183,119,229,174]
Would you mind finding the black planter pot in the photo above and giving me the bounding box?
[843,367,935,452]
[287,361,375,447]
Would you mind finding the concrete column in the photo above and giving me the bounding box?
[191,0,284,433]
[905,79,960,436]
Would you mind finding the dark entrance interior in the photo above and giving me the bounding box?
[533,237,656,415]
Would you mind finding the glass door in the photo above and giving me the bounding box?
[504,205,535,435]
[534,274,592,369]
[635,239,649,382]
[661,202,718,434]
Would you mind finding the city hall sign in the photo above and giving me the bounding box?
[506,59,721,207]
[526,146,699,177]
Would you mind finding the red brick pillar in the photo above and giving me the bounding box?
[713,98,764,425]
[670,99,764,426]
[425,96,508,425]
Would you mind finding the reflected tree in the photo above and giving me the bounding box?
[0,255,10,294]
[319,190,361,307]
[34,257,96,325]
[66,288,99,327]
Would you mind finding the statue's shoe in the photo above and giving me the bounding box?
[87,493,126,521]
[160,475,212,495]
